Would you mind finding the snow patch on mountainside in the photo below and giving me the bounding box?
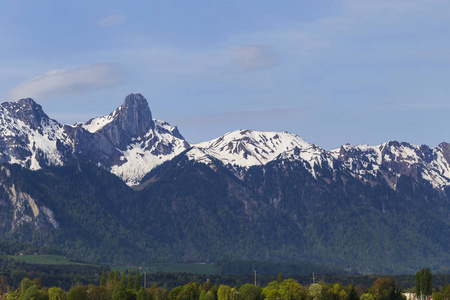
[81,112,116,133]
[331,142,450,189]
[186,147,220,166]
[0,106,67,170]
[153,120,178,136]
[110,120,190,185]
[277,144,336,178]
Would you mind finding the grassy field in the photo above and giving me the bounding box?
[111,262,221,274]
[11,255,221,274]
[10,254,90,265]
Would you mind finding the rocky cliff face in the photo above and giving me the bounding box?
[0,166,59,233]
[85,93,155,149]
[0,94,190,185]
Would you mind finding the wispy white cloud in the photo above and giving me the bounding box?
[234,45,278,71]
[8,63,126,100]
[98,14,126,27]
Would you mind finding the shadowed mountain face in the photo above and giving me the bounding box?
[0,94,449,273]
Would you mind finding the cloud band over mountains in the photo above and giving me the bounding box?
[8,63,126,100]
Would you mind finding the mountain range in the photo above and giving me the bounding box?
[0,93,449,274]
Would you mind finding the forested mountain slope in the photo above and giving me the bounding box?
[0,94,449,273]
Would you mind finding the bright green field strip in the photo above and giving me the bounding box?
[10,254,89,265]
[111,262,221,274]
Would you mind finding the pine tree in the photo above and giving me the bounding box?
[420,268,426,299]
[416,268,433,299]
[277,273,283,284]
[127,269,133,290]
[424,268,432,296]
[107,271,114,283]
[134,268,141,291]
[100,270,106,287]
[121,269,126,285]
[415,271,421,300]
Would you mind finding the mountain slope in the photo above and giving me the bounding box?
[0,94,450,273]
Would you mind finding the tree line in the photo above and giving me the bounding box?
[1,269,450,300]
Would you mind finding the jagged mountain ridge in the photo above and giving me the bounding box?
[190,130,450,191]
[0,94,190,185]
[330,141,450,190]
[1,93,449,189]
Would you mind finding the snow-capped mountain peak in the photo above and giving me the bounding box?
[1,94,450,190]
[71,93,189,185]
[0,94,189,186]
[0,98,69,171]
[192,129,311,167]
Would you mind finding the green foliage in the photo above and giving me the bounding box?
[134,269,141,291]
[112,283,127,300]
[113,270,119,283]
[168,286,183,300]
[239,284,262,300]
[217,285,231,300]
[88,284,108,300]
[199,290,206,300]
[108,271,115,283]
[371,278,404,300]
[22,285,42,300]
[19,278,34,298]
[346,284,359,300]
[309,283,322,300]
[48,287,65,300]
[136,287,149,300]
[204,290,215,300]
[124,289,137,300]
[121,270,127,286]
[66,286,87,300]
[416,268,433,297]
[127,270,133,290]
[277,273,283,284]
[433,284,450,300]
[177,282,200,300]
[262,279,308,300]
[100,270,106,287]
[415,272,421,297]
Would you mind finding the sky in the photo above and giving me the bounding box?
[1,1,450,150]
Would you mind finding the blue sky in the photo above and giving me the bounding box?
[1,1,450,149]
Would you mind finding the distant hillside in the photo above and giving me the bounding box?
[0,94,449,274]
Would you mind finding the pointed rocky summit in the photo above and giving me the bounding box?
[1,98,50,130]
[114,93,154,137]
